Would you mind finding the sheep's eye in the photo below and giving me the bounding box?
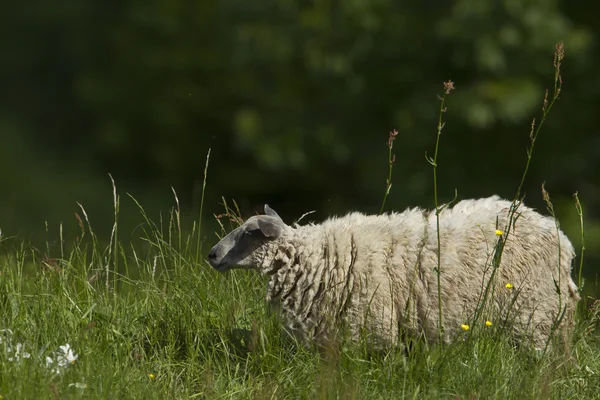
[244,228,263,237]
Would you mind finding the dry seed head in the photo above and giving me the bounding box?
[529,118,536,140]
[554,41,564,67]
[387,129,398,148]
[557,74,563,97]
[554,41,564,98]
[541,182,551,204]
[573,191,582,210]
[443,80,455,95]
[541,183,556,217]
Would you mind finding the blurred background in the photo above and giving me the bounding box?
[1,1,598,288]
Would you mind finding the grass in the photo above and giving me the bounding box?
[0,213,599,399]
[1,42,599,399]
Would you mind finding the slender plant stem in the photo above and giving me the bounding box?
[573,192,585,294]
[433,98,445,343]
[427,81,454,343]
[109,174,119,294]
[380,130,398,214]
[196,148,211,262]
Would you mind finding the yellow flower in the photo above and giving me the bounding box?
[485,320,492,327]
[495,229,504,236]
[148,373,156,380]
[461,324,470,331]
[505,283,514,289]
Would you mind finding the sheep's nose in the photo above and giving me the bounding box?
[208,247,218,263]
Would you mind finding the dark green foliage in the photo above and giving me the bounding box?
[0,1,598,281]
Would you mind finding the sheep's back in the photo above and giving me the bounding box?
[418,196,576,344]
[265,196,577,348]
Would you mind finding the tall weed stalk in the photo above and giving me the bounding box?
[426,80,455,343]
[470,42,566,336]
[380,130,398,214]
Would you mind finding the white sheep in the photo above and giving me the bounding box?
[208,196,580,350]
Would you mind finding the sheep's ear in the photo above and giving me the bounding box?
[257,217,284,238]
[264,204,283,221]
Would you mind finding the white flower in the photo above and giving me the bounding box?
[59,344,78,364]
[45,356,60,375]
[4,341,30,363]
[45,343,79,375]
[13,343,30,361]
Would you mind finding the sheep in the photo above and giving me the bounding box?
[207,196,580,350]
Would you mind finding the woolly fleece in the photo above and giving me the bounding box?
[208,196,579,349]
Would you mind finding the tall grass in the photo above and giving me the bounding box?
[1,196,599,399]
[573,192,586,295]
[1,193,599,399]
[1,43,598,399]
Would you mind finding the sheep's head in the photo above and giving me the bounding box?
[208,205,290,272]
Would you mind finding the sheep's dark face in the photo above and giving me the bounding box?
[208,205,288,272]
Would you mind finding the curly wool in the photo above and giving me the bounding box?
[252,196,579,349]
